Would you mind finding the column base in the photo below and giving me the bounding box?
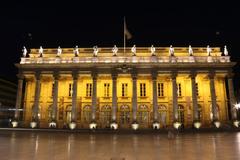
[152,122,160,130]
[30,121,38,128]
[173,121,181,129]
[233,120,240,128]
[49,121,57,128]
[11,120,18,128]
[213,120,221,128]
[69,121,77,130]
[131,122,139,130]
[89,122,97,130]
[193,121,201,129]
[110,122,118,130]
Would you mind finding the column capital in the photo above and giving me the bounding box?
[53,71,60,80]
[72,71,79,80]
[151,71,158,80]
[35,71,41,80]
[227,72,234,79]
[208,71,215,79]
[111,72,118,79]
[91,72,98,80]
[171,71,177,79]
[190,71,197,79]
[17,73,24,80]
[131,72,138,80]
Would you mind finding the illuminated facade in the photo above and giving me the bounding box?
[14,46,238,129]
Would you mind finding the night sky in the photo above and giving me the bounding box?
[0,1,239,85]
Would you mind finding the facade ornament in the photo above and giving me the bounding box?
[93,46,98,57]
[151,45,156,56]
[207,45,212,56]
[22,46,27,57]
[112,45,118,56]
[74,45,79,57]
[57,46,62,57]
[169,45,174,56]
[39,46,43,57]
[131,45,136,56]
[224,45,228,56]
[188,45,193,56]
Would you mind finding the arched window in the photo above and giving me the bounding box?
[83,105,91,123]
[178,105,184,123]
[138,104,149,124]
[65,105,72,123]
[100,105,111,127]
[158,104,167,126]
[119,105,130,124]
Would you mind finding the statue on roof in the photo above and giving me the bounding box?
[39,46,43,57]
[188,45,193,56]
[169,45,174,56]
[74,45,79,57]
[93,46,98,57]
[22,46,27,57]
[57,46,62,57]
[207,45,212,56]
[224,45,228,56]
[151,45,156,56]
[131,45,136,56]
[112,45,118,56]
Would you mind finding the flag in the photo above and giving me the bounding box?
[124,18,132,40]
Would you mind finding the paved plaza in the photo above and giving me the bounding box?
[0,130,240,160]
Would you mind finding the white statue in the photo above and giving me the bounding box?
[112,45,118,56]
[169,45,174,56]
[39,46,43,57]
[151,45,156,56]
[224,45,228,56]
[22,46,27,57]
[131,45,136,56]
[74,45,79,57]
[188,45,193,56]
[93,46,98,57]
[207,45,212,56]
[57,46,62,57]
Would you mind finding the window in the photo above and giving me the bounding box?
[140,83,146,97]
[177,83,182,97]
[68,83,73,97]
[196,83,199,96]
[122,83,128,97]
[158,83,164,97]
[86,83,92,97]
[104,83,110,97]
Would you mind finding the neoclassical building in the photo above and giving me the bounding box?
[13,45,239,129]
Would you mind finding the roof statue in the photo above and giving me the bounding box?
[57,46,62,57]
[169,45,174,56]
[74,45,79,57]
[224,45,228,56]
[151,45,156,56]
[93,46,98,57]
[112,45,118,56]
[22,46,27,57]
[131,45,136,56]
[39,46,43,57]
[207,45,212,56]
[188,45,193,56]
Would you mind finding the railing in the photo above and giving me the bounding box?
[20,56,230,64]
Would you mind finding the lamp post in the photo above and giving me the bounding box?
[233,103,240,127]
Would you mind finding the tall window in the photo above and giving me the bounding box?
[86,83,92,97]
[68,83,73,97]
[140,83,146,97]
[122,83,128,97]
[104,83,110,97]
[158,83,164,97]
[196,83,199,96]
[177,83,182,97]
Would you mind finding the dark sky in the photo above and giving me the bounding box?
[0,1,240,83]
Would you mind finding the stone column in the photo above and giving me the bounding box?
[71,72,78,122]
[132,73,138,122]
[209,72,218,121]
[111,73,118,122]
[171,72,178,122]
[32,72,41,121]
[191,72,199,121]
[227,72,237,120]
[152,72,158,122]
[52,72,59,122]
[14,73,24,120]
[91,73,98,122]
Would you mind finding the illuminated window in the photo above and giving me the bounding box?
[122,83,128,97]
[86,83,92,97]
[104,83,110,97]
[140,83,146,97]
[68,83,73,97]
[177,83,182,97]
[157,83,164,97]
[196,83,199,96]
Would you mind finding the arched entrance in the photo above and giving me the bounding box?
[178,105,184,124]
[82,105,91,123]
[158,104,167,127]
[119,105,131,128]
[100,105,111,128]
[137,104,149,128]
[65,105,72,123]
